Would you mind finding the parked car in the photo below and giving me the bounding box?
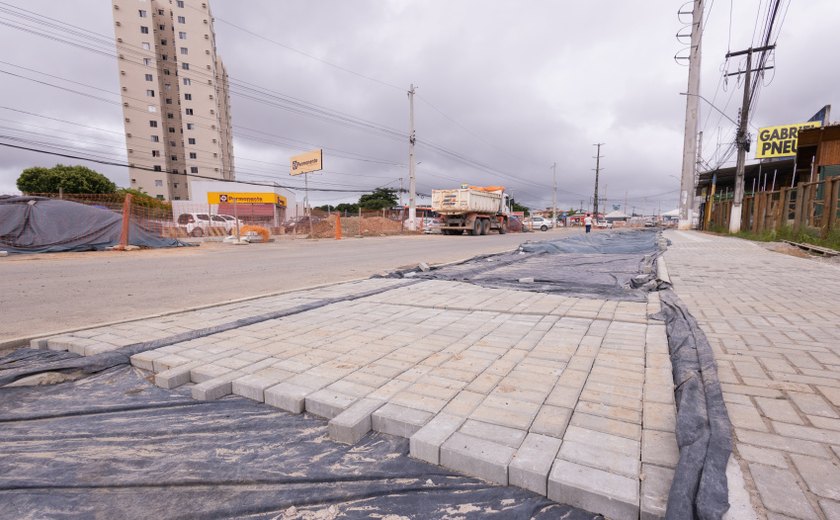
[217,214,243,232]
[528,216,553,231]
[595,220,613,229]
[177,212,213,237]
[422,217,442,234]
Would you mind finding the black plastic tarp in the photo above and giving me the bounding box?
[0,354,601,520]
[0,195,190,254]
[397,229,666,301]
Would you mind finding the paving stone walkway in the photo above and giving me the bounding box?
[35,277,677,519]
[665,231,840,520]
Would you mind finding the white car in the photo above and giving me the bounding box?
[177,212,213,237]
[529,216,553,231]
[218,214,243,232]
[595,220,613,229]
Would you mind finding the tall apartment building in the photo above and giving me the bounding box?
[112,0,234,200]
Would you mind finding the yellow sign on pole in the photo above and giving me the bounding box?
[755,121,822,159]
[290,149,323,176]
[207,192,286,206]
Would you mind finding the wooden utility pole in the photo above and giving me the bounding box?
[593,143,604,219]
[726,44,775,233]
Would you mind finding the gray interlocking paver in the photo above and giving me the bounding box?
[665,230,840,519]
[39,273,676,514]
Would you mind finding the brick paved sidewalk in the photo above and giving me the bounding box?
[665,231,840,520]
[31,276,677,520]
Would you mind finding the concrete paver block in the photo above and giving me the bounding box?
[305,389,358,419]
[558,439,640,479]
[548,458,640,520]
[410,413,465,465]
[264,382,311,414]
[232,373,289,402]
[459,419,526,449]
[154,361,203,389]
[530,405,573,438]
[372,402,433,438]
[749,462,819,519]
[640,463,674,520]
[509,433,562,495]
[642,430,679,468]
[440,431,516,485]
[191,371,243,401]
[130,350,167,371]
[328,398,385,444]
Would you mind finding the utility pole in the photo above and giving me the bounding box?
[399,177,404,207]
[726,44,774,233]
[593,143,604,219]
[552,162,557,226]
[407,84,417,231]
[678,0,703,230]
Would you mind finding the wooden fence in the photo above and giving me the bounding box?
[704,177,840,237]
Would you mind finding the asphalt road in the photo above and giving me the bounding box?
[1,228,579,344]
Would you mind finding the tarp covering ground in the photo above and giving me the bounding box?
[0,356,600,520]
[397,229,666,301]
[0,195,189,254]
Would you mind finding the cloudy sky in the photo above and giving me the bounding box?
[0,0,836,214]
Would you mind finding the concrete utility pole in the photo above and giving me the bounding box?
[678,0,703,230]
[726,44,774,233]
[407,84,417,231]
[552,162,557,225]
[593,143,604,219]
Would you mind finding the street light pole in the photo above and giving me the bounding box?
[407,84,417,231]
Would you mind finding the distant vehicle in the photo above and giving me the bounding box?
[422,217,442,234]
[644,219,656,227]
[528,216,553,231]
[218,214,243,232]
[595,220,613,229]
[177,212,213,237]
[431,186,510,235]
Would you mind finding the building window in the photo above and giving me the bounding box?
[185,108,193,115]
[165,98,172,104]
[145,73,153,81]
[151,135,159,142]
[188,138,196,144]
[179,31,187,39]
[190,166,198,173]
[183,78,191,85]
[157,9,164,15]
[174,183,179,188]
[181,63,189,70]
[177,0,184,7]
[149,120,158,127]
[138,9,147,17]
[180,47,188,55]
[140,26,149,34]
[142,42,150,50]
[143,58,152,66]
[159,24,165,30]
[154,180,163,186]
[169,127,176,133]
[171,155,178,161]
[167,112,174,119]
[160,39,167,45]
[184,93,192,100]
[156,195,165,200]
[163,69,170,75]
[169,140,176,147]
[146,89,155,97]
[147,105,156,112]
[189,152,197,159]
[153,166,162,172]
[186,123,194,129]
[177,15,185,23]
[164,83,171,91]
[152,150,160,157]
[161,54,167,61]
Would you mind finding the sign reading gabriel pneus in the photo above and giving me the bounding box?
[290,149,323,176]
[755,121,822,159]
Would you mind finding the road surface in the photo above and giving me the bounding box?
[1,229,578,344]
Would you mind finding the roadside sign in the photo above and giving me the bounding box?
[207,192,286,205]
[290,149,323,176]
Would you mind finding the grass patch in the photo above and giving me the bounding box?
[733,226,840,252]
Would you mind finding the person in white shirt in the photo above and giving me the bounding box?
[584,214,593,234]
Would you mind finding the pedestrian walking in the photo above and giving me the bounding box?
[584,213,592,234]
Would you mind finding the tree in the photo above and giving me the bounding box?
[509,197,530,216]
[358,188,398,210]
[17,164,117,194]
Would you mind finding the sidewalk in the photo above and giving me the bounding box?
[664,230,840,520]
[28,273,676,519]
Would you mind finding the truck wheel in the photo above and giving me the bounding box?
[471,219,481,236]
[499,221,507,234]
[480,219,489,235]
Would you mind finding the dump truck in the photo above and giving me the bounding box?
[431,185,510,235]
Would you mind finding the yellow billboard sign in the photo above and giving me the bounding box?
[207,192,286,206]
[290,149,323,176]
[755,121,822,159]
